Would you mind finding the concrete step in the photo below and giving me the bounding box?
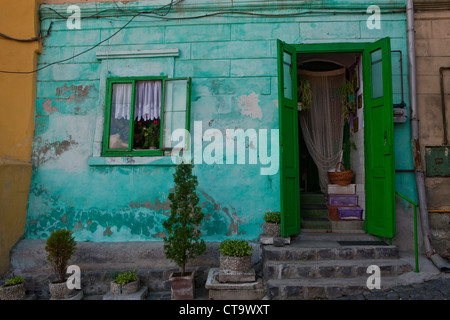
[330,220,365,233]
[266,276,407,300]
[301,217,332,230]
[301,208,329,219]
[261,233,413,300]
[292,232,379,242]
[205,268,265,300]
[263,243,399,262]
[263,259,413,280]
[300,220,365,233]
[300,193,326,205]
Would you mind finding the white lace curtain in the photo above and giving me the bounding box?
[299,68,346,193]
[112,81,161,121]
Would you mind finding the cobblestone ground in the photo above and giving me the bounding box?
[333,276,450,300]
[82,274,450,300]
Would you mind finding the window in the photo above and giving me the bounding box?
[370,49,383,99]
[102,77,191,157]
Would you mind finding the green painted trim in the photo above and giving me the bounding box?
[106,76,168,82]
[185,77,192,150]
[102,150,164,157]
[278,40,301,237]
[294,42,367,54]
[362,37,396,238]
[102,75,190,158]
[159,78,166,151]
[88,156,176,166]
[102,79,113,155]
[285,38,397,238]
[128,79,137,152]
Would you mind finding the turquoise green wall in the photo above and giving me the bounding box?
[26,0,414,242]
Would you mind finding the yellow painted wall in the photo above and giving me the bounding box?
[0,0,41,275]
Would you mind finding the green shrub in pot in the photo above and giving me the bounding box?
[263,211,281,237]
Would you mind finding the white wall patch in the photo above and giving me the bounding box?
[237,92,262,120]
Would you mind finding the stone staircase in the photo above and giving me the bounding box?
[262,233,414,300]
[300,193,331,231]
[300,193,365,233]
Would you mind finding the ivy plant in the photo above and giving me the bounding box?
[340,77,357,124]
[298,79,312,113]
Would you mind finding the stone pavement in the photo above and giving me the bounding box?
[83,276,450,300]
[139,273,450,301]
[333,274,450,300]
[328,251,450,301]
[80,252,450,301]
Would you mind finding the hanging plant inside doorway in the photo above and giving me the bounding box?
[340,76,358,124]
[297,79,312,114]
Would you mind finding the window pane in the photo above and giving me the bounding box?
[134,80,161,121]
[133,118,161,150]
[283,51,293,100]
[109,83,132,149]
[133,81,162,150]
[163,79,188,149]
[371,49,383,99]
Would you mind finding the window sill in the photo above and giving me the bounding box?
[88,155,177,166]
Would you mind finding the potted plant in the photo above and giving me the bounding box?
[297,79,312,113]
[110,270,140,295]
[0,276,26,300]
[340,77,357,124]
[134,119,160,149]
[163,160,206,300]
[218,240,254,282]
[45,229,78,299]
[263,211,281,237]
[218,240,253,272]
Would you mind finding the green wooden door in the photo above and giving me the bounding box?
[277,40,301,237]
[363,37,396,238]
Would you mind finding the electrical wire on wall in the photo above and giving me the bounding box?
[0,1,405,74]
[0,32,42,42]
[0,0,178,74]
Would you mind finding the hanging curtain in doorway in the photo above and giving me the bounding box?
[299,68,346,193]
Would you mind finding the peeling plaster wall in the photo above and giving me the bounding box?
[26,0,414,246]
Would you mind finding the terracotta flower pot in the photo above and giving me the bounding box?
[110,279,140,295]
[169,271,195,300]
[49,281,75,300]
[263,222,281,237]
[0,283,26,300]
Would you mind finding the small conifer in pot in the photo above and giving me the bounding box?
[163,159,206,299]
[45,229,78,299]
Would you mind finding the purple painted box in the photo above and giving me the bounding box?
[338,207,363,220]
[328,194,358,206]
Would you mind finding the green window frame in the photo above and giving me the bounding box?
[102,76,191,157]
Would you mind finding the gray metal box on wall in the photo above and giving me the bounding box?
[393,107,408,123]
[425,146,450,177]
